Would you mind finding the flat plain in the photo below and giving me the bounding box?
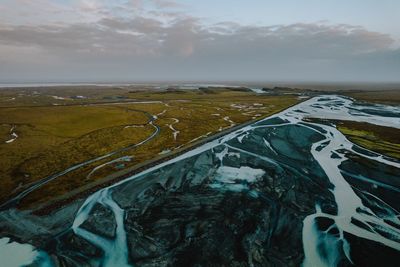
[1,85,399,213]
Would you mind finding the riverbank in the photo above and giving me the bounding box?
[32,98,306,215]
[0,87,300,210]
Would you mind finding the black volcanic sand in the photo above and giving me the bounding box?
[35,121,337,266]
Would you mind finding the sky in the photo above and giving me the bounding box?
[0,0,399,83]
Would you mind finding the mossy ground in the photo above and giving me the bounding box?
[344,89,400,105]
[336,121,400,160]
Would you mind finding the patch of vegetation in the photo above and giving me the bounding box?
[344,90,400,105]
[336,121,400,160]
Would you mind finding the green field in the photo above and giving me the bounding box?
[336,121,400,160]
[336,90,400,160]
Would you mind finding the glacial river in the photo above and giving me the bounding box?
[1,95,400,266]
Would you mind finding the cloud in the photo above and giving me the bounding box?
[0,1,399,82]
[0,19,393,58]
[152,0,184,9]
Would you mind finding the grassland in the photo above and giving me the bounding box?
[344,89,400,105]
[336,121,400,160]
[334,89,400,160]
[0,86,300,211]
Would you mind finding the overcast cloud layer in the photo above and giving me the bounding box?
[0,0,399,83]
